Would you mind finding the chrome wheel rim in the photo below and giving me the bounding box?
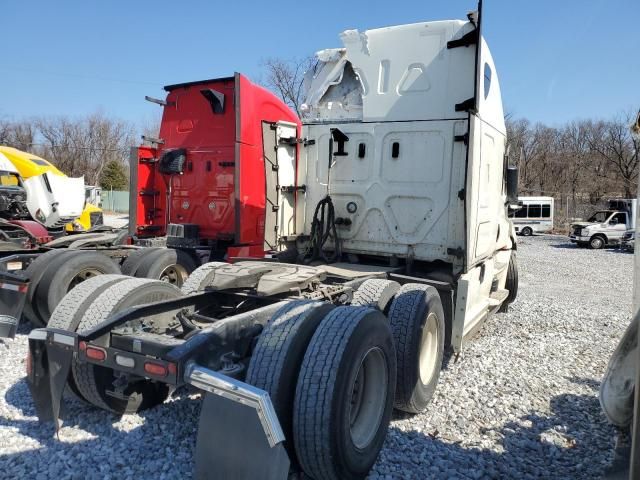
[419,313,439,385]
[159,264,189,286]
[349,347,387,449]
[69,268,102,290]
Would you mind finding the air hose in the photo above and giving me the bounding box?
[305,195,340,264]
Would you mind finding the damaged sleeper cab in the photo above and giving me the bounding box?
[26,4,519,480]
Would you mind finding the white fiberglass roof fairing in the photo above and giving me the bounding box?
[301,19,505,135]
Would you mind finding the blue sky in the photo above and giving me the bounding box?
[1,0,638,128]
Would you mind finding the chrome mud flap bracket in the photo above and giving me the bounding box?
[186,363,290,480]
[26,328,76,426]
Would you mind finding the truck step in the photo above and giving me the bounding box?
[488,289,509,307]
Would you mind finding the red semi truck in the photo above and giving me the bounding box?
[0,73,303,330]
[132,73,302,260]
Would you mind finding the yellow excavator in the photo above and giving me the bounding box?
[0,146,103,233]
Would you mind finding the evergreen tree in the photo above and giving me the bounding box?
[99,160,128,190]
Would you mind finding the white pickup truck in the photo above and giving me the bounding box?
[569,198,637,249]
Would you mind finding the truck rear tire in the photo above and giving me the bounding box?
[23,249,71,327]
[590,235,605,249]
[120,247,162,276]
[498,252,518,313]
[47,274,130,402]
[351,279,400,313]
[34,251,121,326]
[388,284,445,414]
[133,248,198,287]
[293,306,396,480]
[246,300,335,462]
[181,261,227,294]
[72,278,182,414]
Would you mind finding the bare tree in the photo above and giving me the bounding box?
[632,110,640,138]
[2,121,36,151]
[587,113,640,198]
[506,111,639,224]
[0,112,137,185]
[261,57,315,117]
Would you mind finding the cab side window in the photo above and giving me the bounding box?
[528,204,541,218]
[0,174,18,186]
[611,212,627,225]
[541,205,551,218]
[515,206,527,218]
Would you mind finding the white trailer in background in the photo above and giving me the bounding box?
[510,196,554,236]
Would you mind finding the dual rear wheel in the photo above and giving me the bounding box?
[246,280,445,479]
[46,275,183,414]
[24,247,199,327]
[47,269,446,479]
[121,247,198,286]
[24,250,121,327]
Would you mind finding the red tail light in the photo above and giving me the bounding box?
[85,346,106,362]
[144,362,167,377]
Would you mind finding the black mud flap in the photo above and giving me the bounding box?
[0,270,28,338]
[189,365,290,480]
[27,337,54,422]
[195,393,290,480]
[26,330,75,426]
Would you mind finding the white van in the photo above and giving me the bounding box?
[510,196,554,236]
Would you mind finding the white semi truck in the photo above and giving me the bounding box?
[24,3,519,479]
[569,198,637,249]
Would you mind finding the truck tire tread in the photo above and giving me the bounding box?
[351,279,400,313]
[23,249,71,326]
[120,248,161,276]
[181,261,227,294]
[246,300,334,461]
[388,283,445,413]
[48,274,129,401]
[73,278,180,413]
[293,306,396,480]
[36,251,121,325]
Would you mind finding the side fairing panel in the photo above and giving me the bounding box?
[132,146,167,237]
[236,74,300,248]
[465,38,509,268]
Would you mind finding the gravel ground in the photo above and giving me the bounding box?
[102,213,128,230]
[0,235,632,479]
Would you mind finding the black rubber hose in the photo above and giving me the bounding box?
[305,195,340,264]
